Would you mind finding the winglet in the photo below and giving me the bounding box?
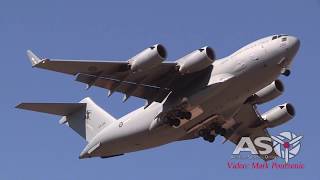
[26,50,42,66]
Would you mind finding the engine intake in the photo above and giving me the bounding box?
[129,44,167,72]
[176,46,215,74]
[247,80,284,104]
[261,103,295,128]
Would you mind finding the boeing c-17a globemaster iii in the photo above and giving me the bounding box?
[16,34,300,160]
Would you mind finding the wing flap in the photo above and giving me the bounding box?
[75,73,171,102]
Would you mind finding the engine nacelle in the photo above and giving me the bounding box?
[176,46,215,74]
[129,44,167,72]
[261,103,295,128]
[247,80,284,104]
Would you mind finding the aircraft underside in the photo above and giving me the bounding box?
[16,34,300,160]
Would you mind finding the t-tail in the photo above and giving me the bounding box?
[16,97,115,142]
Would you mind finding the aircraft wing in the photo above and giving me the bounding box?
[222,104,278,160]
[26,50,187,102]
[180,103,277,161]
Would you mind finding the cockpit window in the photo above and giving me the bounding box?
[278,34,288,38]
[272,34,288,40]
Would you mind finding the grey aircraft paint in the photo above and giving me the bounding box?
[17,34,300,160]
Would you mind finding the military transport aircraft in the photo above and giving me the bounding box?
[16,34,300,160]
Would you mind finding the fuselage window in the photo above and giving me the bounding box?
[282,37,287,42]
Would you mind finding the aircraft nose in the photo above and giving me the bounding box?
[287,36,300,54]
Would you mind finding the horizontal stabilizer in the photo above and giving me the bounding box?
[16,97,115,142]
[16,103,86,116]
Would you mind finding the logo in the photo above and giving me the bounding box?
[271,131,303,163]
[232,131,303,164]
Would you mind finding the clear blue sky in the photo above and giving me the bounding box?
[0,0,319,179]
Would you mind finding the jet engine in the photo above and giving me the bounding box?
[129,44,167,72]
[261,103,295,128]
[247,80,284,104]
[176,46,215,74]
